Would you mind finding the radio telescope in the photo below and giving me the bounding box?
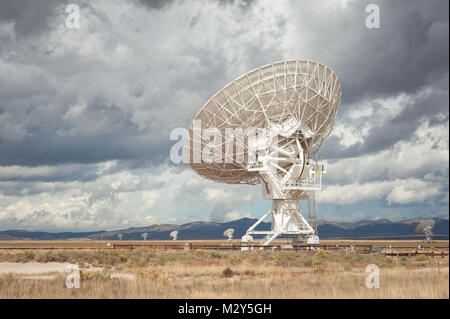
[223,228,234,241]
[170,231,178,241]
[185,60,342,246]
[415,220,435,243]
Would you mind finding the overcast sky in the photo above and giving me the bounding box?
[0,0,448,231]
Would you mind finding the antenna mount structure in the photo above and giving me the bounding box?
[415,220,435,243]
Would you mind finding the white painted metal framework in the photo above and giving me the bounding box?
[185,60,342,246]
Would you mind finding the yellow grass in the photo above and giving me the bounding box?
[0,248,448,298]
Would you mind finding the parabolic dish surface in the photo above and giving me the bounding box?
[185,60,342,185]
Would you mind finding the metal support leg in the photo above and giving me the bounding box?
[246,209,274,233]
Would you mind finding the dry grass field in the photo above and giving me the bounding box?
[0,244,448,298]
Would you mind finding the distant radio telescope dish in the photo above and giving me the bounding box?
[185,60,342,246]
[223,228,234,241]
[415,219,435,243]
[170,231,178,241]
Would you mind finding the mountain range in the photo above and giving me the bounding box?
[0,217,448,240]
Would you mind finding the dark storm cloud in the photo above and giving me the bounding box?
[217,0,256,10]
[319,72,449,160]
[363,84,448,153]
[0,129,168,167]
[136,0,256,10]
[0,163,96,183]
[347,0,449,101]
[0,0,63,37]
[0,0,448,175]
[135,0,176,10]
[0,95,172,167]
[296,0,450,160]
[0,81,170,166]
[288,0,448,106]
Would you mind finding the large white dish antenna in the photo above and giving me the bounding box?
[185,60,342,246]
[223,228,234,240]
[170,231,178,240]
[415,219,435,243]
[185,60,341,185]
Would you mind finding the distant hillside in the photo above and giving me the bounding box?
[0,230,105,240]
[316,218,449,239]
[0,217,448,240]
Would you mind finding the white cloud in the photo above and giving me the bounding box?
[319,178,443,205]
[221,210,254,222]
[387,183,441,205]
[140,190,160,210]
[0,164,171,230]
[321,210,366,222]
[319,181,388,205]
[203,188,253,206]
[325,105,449,185]
[62,101,87,120]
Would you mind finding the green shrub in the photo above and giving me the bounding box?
[415,255,428,262]
[228,254,242,265]
[81,270,112,282]
[315,250,331,259]
[24,251,35,261]
[399,256,409,266]
[313,251,329,273]
[56,251,70,262]
[302,258,313,267]
[193,249,209,256]
[35,252,48,263]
